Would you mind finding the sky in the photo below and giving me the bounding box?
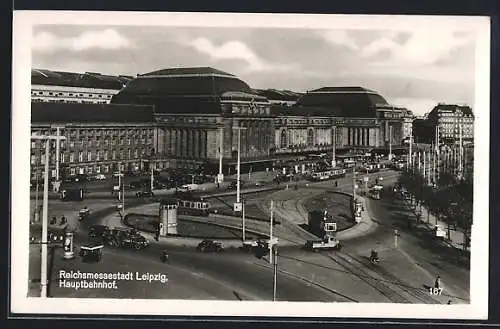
[31,24,477,116]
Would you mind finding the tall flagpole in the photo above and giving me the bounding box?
[423,150,426,178]
[418,151,421,172]
[409,134,413,170]
[269,200,274,264]
[31,134,66,298]
[331,126,336,168]
[427,151,431,185]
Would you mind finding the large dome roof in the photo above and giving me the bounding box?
[294,86,389,118]
[111,67,266,114]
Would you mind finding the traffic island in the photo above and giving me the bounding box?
[301,191,355,234]
[124,212,262,241]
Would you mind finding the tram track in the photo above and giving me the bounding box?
[325,252,414,303]
[340,251,438,304]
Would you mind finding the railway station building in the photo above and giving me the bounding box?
[30,66,411,180]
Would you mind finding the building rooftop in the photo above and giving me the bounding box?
[431,103,474,117]
[32,69,133,90]
[293,86,389,117]
[139,67,236,78]
[111,67,265,114]
[254,89,303,102]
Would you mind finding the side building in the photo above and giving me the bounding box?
[30,102,156,182]
[413,104,474,145]
[31,69,133,104]
[272,87,410,156]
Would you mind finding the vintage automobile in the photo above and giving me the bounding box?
[80,243,103,262]
[78,207,91,221]
[196,240,224,253]
[107,227,150,250]
[88,225,111,242]
[136,190,155,198]
[95,174,106,180]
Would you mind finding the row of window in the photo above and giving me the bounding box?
[31,149,150,165]
[439,118,474,124]
[34,128,153,138]
[438,111,473,118]
[278,118,331,125]
[31,138,153,150]
[32,98,108,104]
[31,90,114,99]
[31,139,152,149]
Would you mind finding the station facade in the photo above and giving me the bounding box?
[30,66,412,180]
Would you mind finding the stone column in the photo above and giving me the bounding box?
[193,129,200,159]
[183,129,189,158]
[385,120,389,142]
[200,130,207,159]
[188,129,194,158]
[172,129,178,157]
[164,129,171,156]
[375,127,381,147]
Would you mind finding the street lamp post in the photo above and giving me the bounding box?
[269,200,274,264]
[242,198,246,242]
[408,134,413,170]
[117,162,125,213]
[150,166,154,192]
[218,127,224,184]
[272,244,278,301]
[232,127,247,209]
[388,125,393,161]
[31,134,66,298]
[331,126,337,168]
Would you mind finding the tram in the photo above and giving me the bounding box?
[166,192,211,216]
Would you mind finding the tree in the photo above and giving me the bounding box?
[421,185,435,223]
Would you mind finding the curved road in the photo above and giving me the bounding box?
[38,199,348,301]
[32,169,469,304]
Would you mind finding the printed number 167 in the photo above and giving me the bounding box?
[429,288,443,295]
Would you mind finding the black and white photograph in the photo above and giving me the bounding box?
[11,11,490,319]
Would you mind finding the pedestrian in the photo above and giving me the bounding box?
[60,215,66,225]
[50,216,57,225]
[434,275,441,289]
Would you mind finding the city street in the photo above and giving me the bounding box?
[28,169,470,303]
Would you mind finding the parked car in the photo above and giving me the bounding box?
[107,227,149,250]
[78,207,91,221]
[95,174,106,180]
[136,190,155,198]
[196,240,224,253]
[88,225,111,241]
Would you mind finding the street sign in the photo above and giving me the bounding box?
[234,202,242,212]
[354,184,358,189]
[217,174,224,183]
[364,176,369,182]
